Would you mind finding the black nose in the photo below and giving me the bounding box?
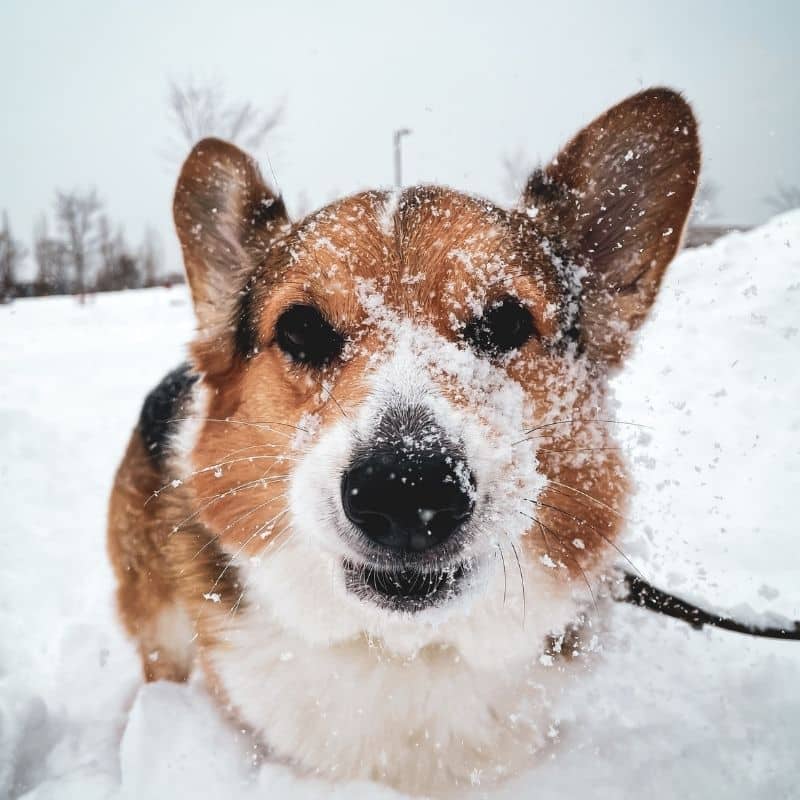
[341,450,475,554]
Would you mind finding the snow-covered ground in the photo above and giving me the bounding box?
[1,213,799,799]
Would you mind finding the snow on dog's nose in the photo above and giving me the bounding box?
[341,407,475,554]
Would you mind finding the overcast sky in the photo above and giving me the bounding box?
[2,0,798,276]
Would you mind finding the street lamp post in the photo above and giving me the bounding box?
[393,128,412,188]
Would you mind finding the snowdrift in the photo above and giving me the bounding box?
[1,212,799,799]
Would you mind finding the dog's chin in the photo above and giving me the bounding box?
[342,558,472,613]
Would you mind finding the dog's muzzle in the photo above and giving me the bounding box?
[339,405,476,609]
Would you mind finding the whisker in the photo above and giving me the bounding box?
[222,506,293,619]
[518,509,598,614]
[315,378,349,420]
[255,508,291,550]
[148,454,300,503]
[496,543,508,606]
[519,417,653,438]
[171,416,308,440]
[228,589,246,617]
[207,525,268,596]
[537,446,623,455]
[235,506,291,560]
[526,497,645,580]
[546,479,627,520]
[217,441,288,459]
[252,512,293,562]
[189,492,289,562]
[168,474,290,537]
[193,515,287,631]
[531,509,552,555]
[144,433,309,506]
[187,454,299,479]
[508,537,526,626]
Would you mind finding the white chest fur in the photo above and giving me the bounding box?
[207,544,583,795]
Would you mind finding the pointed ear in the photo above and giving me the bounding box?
[173,137,289,333]
[523,88,700,363]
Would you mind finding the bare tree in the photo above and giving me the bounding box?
[96,216,147,292]
[97,216,118,269]
[117,253,142,290]
[96,215,124,291]
[0,211,27,299]
[55,188,101,301]
[34,196,167,297]
[33,214,70,294]
[139,227,162,288]
[765,183,800,214]
[96,249,141,292]
[167,78,282,156]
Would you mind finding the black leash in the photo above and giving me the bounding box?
[618,571,800,641]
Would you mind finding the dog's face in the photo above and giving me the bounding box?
[174,89,698,659]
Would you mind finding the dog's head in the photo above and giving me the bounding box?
[174,89,698,660]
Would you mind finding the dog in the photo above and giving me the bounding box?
[107,87,699,794]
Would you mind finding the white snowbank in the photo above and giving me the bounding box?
[1,213,799,798]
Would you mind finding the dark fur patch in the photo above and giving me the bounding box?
[523,168,572,208]
[139,363,199,465]
[248,194,287,230]
[233,276,258,359]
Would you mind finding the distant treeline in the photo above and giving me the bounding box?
[0,191,752,305]
[0,78,284,304]
[0,191,183,302]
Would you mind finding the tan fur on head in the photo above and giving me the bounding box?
[108,87,700,795]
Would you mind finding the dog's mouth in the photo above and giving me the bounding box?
[343,559,468,612]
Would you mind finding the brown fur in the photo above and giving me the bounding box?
[108,88,699,688]
[107,432,191,681]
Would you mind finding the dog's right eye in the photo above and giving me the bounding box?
[462,296,537,356]
[275,305,344,368]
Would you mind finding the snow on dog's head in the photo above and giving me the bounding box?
[173,89,700,664]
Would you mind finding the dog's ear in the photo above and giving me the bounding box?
[174,138,289,334]
[524,88,700,364]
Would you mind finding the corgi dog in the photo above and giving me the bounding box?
[108,88,699,795]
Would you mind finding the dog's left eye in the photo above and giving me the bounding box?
[275,304,344,368]
[463,296,536,355]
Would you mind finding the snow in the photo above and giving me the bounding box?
[350,276,546,530]
[1,212,799,798]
